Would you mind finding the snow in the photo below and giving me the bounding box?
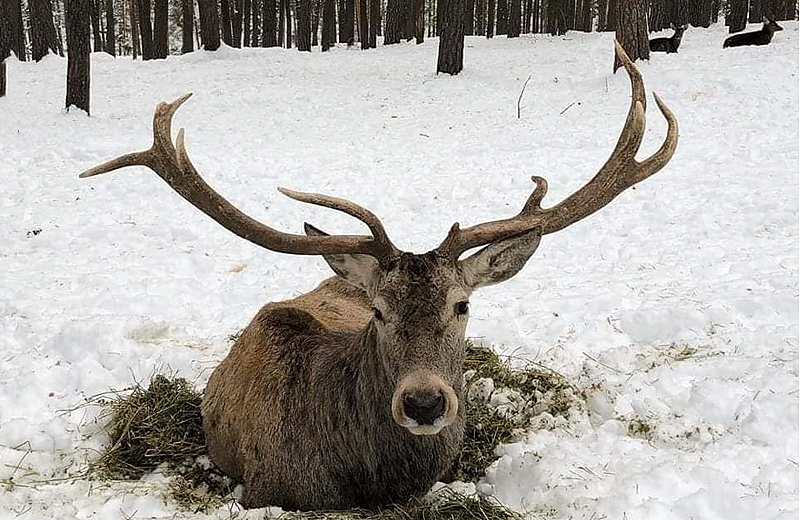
[1,21,798,520]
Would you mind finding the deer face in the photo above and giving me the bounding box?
[307,224,543,435]
[764,17,784,32]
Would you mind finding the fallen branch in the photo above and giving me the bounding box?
[517,75,532,119]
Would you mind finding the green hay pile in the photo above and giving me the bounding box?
[454,342,580,481]
[92,374,206,479]
[93,344,578,513]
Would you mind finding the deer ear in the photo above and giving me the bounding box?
[304,223,380,294]
[458,229,542,290]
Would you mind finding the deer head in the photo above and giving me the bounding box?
[80,41,678,436]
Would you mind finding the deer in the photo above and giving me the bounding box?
[79,41,678,511]
[649,24,687,54]
[724,16,784,48]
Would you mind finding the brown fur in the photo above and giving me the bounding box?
[202,254,471,510]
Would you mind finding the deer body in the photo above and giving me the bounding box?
[724,17,783,48]
[649,25,686,53]
[202,275,465,509]
[80,41,677,511]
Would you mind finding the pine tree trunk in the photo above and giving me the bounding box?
[475,0,485,34]
[197,0,221,49]
[606,0,616,29]
[358,0,368,47]
[137,0,154,58]
[252,0,261,43]
[243,0,251,44]
[29,0,61,60]
[385,0,402,42]
[312,0,320,45]
[296,0,311,49]
[264,0,278,46]
[507,0,520,35]
[6,0,27,60]
[130,0,140,57]
[532,0,538,32]
[220,0,233,43]
[496,0,506,32]
[66,0,91,114]
[370,0,379,45]
[437,0,465,74]
[597,0,607,29]
[343,0,354,43]
[726,0,747,32]
[614,0,648,72]
[465,0,475,33]
[486,0,495,36]
[91,0,104,51]
[279,0,285,43]
[183,0,195,51]
[153,0,168,57]
[105,0,116,54]
[1,6,9,96]
[748,0,762,22]
[523,0,532,31]
[412,0,423,42]
[53,0,66,55]
[321,0,335,48]
[286,0,292,47]
[232,0,243,45]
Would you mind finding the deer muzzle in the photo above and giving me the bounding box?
[391,371,459,435]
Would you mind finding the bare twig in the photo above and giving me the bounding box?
[517,75,532,119]
[560,101,579,115]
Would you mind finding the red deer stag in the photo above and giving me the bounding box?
[80,42,677,511]
[724,16,784,48]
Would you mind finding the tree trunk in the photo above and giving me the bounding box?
[437,0,465,74]
[312,0,320,45]
[523,0,532,31]
[252,0,261,43]
[53,0,65,55]
[296,0,311,49]
[130,0,140,57]
[597,0,607,29]
[137,0,154,58]
[264,0,278,46]
[496,0,506,32]
[220,0,233,44]
[385,0,402,42]
[153,0,168,57]
[321,0,335,48]
[91,0,104,51]
[726,0,747,32]
[66,0,91,114]
[105,0,116,54]
[475,0,485,33]
[197,0,221,49]
[412,0,423,42]
[507,0,520,35]
[183,0,195,51]
[286,0,292,47]
[465,0,475,33]
[486,0,495,36]
[232,0,243,45]
[748,0,762,22]
[278,0,285,43]
[6,0,27,60]
[606,0,616,29]
[29,0,61,60]
[614,0,648,72]
[1,4,9,96]
[243,0,251,44]
[358,0,369,47]
[371,0,380,45]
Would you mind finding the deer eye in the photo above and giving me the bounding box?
[372,307,384,322]
[455,301,469,316]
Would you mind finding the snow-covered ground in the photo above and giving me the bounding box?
[1,20,798,520]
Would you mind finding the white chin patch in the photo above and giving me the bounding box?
[402,417,447,436]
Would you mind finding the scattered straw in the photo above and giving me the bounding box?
[276,490,523,520]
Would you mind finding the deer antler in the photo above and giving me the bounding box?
[436,40,678,260]
[79,93,399,264]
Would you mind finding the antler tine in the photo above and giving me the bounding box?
[436,40,678,261]
[277,188,399,256]
[79,94,399,263]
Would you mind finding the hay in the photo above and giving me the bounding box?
[93,343,578,512]
[277,490,523,520]
[92,374,206,479]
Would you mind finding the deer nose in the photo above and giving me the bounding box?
[403,392,445,425]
